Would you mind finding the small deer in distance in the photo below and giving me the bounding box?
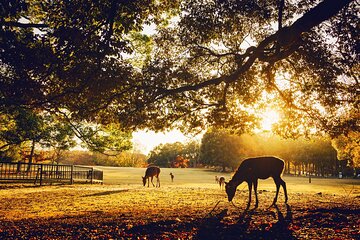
[219,176,225,189]
[142,166,161,187]
[170,172,174,182]
[225,156,288,209]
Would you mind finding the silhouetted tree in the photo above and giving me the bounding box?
[1,0,357,137]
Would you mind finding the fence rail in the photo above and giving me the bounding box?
[0,162,103,185]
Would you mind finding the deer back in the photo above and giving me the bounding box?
[145,166,160,178]
[233,156,285,182]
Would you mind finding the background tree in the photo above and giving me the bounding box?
[0,0,179,124]
[59,150,147,167]
[171,155,190,168]
[147,142,184,167]
[0,109,132,163]
[198,128,341,176]
[147,141,199,167]
[0,108,46,165]
[332,131,360,168]
[199,129,242,171]
[37,113,77,163]
[182,141,200,167]
[129,0,358,137]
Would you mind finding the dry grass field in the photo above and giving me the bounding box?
[0,167,359,239]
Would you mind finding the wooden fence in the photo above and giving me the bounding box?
[0,162,103,185]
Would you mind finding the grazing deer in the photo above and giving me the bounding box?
[215,175,219,183]
[225,156,288,209]
[142,166,161,187]
[219,176,225,189]
[170,172,174,182]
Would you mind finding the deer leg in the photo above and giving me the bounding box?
[151,176,155,187]
[247,181,252,210]
[254,179,259,208]
[280,178,288,203]
[147,177,150,187]
[157,175,160,187]
[272,177,281,205]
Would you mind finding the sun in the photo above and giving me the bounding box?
[260,109,280,131]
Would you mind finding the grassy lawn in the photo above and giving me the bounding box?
[0,167,359,239]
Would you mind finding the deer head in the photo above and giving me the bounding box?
[225,181,236,202]
[142,176,146,186]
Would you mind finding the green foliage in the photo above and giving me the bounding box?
[148,142,183,167]
[0,108,46,145]
[60,150,147,167]
[147,141,199,167]
[0,145,22,162]
[332,131,360,167]
[136,0,358,136]
[0,107,132,162]
[199,128,242,170]
[198,128,339,175]
[1,0,357,138]
[75,123,133,154]
[0,108,77,162]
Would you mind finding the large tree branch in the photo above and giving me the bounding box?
[1,21,48,29]
[276,0,285,54]
[160,0,354,95]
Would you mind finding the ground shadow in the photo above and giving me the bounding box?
[195,203,294,239]
[0,204,358,239]
[82,189,129,197]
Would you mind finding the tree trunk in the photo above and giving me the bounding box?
[287,161,290,174]
[26,139,36,172]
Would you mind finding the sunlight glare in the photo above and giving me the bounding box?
[260,109,280,131]
[132,130,189,155]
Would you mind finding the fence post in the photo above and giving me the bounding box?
[40,164,43,186]
[70,165,74,185]
[90,168,93,184]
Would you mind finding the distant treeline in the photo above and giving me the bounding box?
[148,130,358,177]
[1,130,358,177]
[0,149,147,168]
[62,151,147,167]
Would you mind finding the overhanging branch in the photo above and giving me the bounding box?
[159,0,354,95]
[1,21,49,29]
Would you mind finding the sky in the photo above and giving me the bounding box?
[132,130,202,155]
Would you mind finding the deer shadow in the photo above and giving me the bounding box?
[195,204,294,240]
[263,204,294,239]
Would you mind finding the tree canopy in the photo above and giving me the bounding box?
[147,141,199,167]
[1,1,358,140]
[198,129,341,176]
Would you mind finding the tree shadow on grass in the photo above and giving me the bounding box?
[125,204,295,239]
[82,189,129,197]
[195,204,294,240]
[1,204,358,239]
[292,206,360,238]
